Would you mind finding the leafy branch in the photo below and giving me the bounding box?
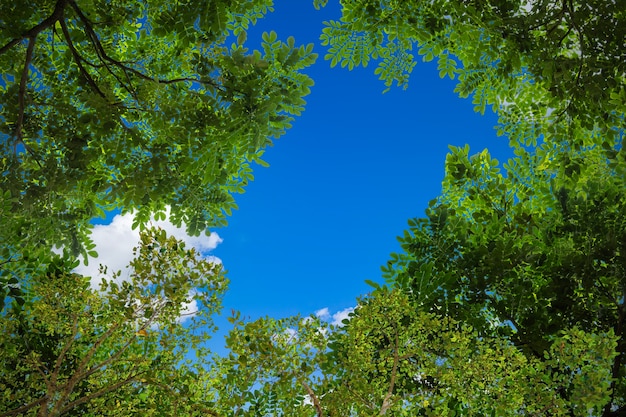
[0,267,190,417]
[379,324,400,415]
[58,18,106,98]
[66,0,228,94]
[1,0,236,159]
[0,0,68,55]
[0,0,67,161]
[300,378,324,417]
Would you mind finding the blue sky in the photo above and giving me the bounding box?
[80,1,514,347]
[212,0,513,319]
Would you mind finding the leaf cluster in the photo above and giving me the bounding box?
[378,140,626,414]
[213,313,330,416]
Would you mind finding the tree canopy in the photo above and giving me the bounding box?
[2,0,626,416]
[215,0,626,415]
[309,0,626,415]
[0,228,225,416]
[0,0,316,291]
[316,0,625,147]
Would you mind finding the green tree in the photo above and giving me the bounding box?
[212,288,617,416]
[210,0,626,413]
[380,142,626,415]
[0,227,225,416]
[0,0,316,299]
[324,289,616,416]
[214,312,330,416]
[4,1,625,415]
[289,1,626,415]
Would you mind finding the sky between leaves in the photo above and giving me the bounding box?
[81,0,514,348]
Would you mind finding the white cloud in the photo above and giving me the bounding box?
[331,307,355,327]
[315,307,330,321]
[76,214,137,285]
[314,307,356,327]
[520,0,534,14]
[177,289,200,323]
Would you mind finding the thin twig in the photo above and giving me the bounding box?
[14,36,42,169]
[0,257,15,266]
[68,0,227,93]
[59,19,106,98]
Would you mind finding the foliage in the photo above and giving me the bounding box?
[0,0,317,294]
[379,142,626,415]
[323,289,617,416]
[0,227,225,417]
[1,2,320,415]
[213,312,331,416]
[211,289,617,416]
[317,0,625,147]
[204,2,626,416]
[3,1,625,415]
[314,2,626,412]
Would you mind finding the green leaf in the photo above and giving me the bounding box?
[237,30,247,45]
[364,279,381,290]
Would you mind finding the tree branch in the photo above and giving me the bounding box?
[58,19,106,98]
[51,307,164,416]
[65,2,139,101]
[14,35,38,165]
[50,313,80,390]
[76,302,165,384]
[0,0,68,56]
[344,383,377,411]
[57,370,142,415]
[4,0,77,167]
[300,378,324,417]
[379,326,400,415]
[0,257,15,266]
[0,396,49,417]
[71,322,124,382]
[67,0,227,93]
[45,321,121,416]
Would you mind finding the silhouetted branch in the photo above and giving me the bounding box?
[16,37,35,145]
[0,0,68,56]
[59,19,106,98]
[68,0,227,94]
